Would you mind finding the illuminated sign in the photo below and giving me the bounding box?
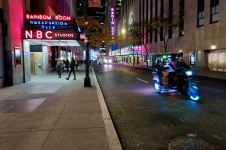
[121,45,142,56]
[25,14,71,21]
[24,14,77,31]
[190,52,195,65]
[22,30,78,40]
[110,49,121,56]
[111,7,116,39]
[80,34,85,39]
[15,47,21,67]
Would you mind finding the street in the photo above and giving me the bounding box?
[94,63,226,150]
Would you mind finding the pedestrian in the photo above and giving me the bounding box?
[66,58,76,80]
[62,59,65,72]
[75,59,79,70]
[80,60,83,66]
[56,58,62,78]
[65,59,69,73]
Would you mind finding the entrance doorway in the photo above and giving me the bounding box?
[208,51,226,72]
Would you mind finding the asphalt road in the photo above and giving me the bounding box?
[94,63,226,150]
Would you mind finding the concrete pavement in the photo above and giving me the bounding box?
[0,67,122,150]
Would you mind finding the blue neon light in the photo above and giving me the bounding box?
[29,20,68,30]
[78,26,81,32]
[29,20,68,26]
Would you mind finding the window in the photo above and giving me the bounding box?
[197,0,204,27]
[169,0,173,39]
[160,0,164,41]
[179,0,184,36]
[150,0,153,43]
[210,0,219,23]
[155,0,158,42]
[146,0,149,44]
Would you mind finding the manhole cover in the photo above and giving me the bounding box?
[168,136,215,150]
[0,98,46,113]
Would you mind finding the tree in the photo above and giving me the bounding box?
[128,21,150,67]
[151,16,178,54]
[76,16,122,50]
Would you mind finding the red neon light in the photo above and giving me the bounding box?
[111,7,115,37]
[23,30,75,39]
[25,30,32,38]
[25,14,72,21]
[46,31,53,39]
[55,15,71,21]
[36,31,42,39]
[26,14,52,20]
[54,33,74,38]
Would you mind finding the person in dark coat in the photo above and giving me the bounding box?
[65,59,69,73]
[56,58,62,78]
[66,58,76,80]
[175,57,190,94]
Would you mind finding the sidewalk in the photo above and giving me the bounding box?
[0,67,122,150]
[115,63,226,80]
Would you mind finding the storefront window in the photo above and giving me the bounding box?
[190,52,195,65]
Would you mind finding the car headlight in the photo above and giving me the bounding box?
[109,60,112,63]
[104,59,107,63]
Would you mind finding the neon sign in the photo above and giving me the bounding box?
[110,49,121,56]
[120,45,142,56]
[23,30,76,39]
[110,7,115,39]
[24,14,76,31]
[25,14,71,21]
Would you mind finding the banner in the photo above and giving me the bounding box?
[88,0,101,7]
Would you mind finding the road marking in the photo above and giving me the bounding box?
[0,105,14,114]
[137,78,149,83]
[117,104,125,116]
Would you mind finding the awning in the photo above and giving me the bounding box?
[25,39,84,46]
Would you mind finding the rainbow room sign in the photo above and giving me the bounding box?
[110,7,116,40]
[24,14,77,31]
[23,14,79,40]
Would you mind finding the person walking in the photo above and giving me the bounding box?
[62,59,65,72]
[56,58,62,78]
[65,59,69,73]
[66,58,76,80]
[75,59,79,70]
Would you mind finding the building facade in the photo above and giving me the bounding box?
[116,0,226,71]
[0,0,80,88]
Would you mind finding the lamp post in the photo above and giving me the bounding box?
[137,49,138,66]
[133,44,135,66]
[84,0,91,87]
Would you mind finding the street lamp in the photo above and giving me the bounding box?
[84,0,91,87]
[133,44,135,66]
[121,28,126,35]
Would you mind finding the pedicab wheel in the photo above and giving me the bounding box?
[187,85,199,101]
[154,81,161,94]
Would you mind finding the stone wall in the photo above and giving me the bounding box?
[117,0,226,69]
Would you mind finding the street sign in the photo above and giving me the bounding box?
[80,34,85,39]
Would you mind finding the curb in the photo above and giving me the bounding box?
[92,68,123,150]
